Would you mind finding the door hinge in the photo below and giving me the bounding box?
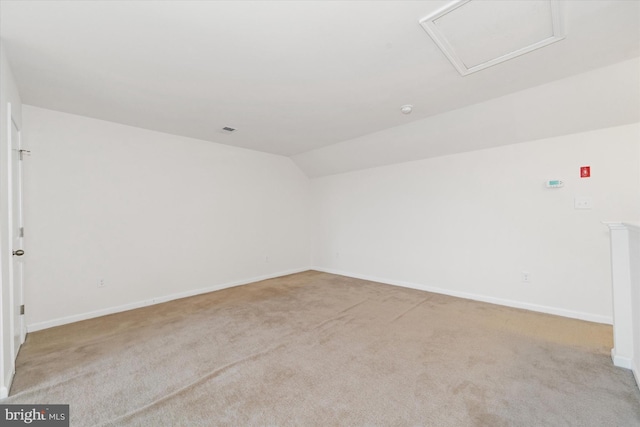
[20,305,24,315]
[19,227,24,238]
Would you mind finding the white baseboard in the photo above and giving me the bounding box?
[27,266,613,331]
[27,268,309,332]
[611,348,634,369]
[0,369,14,400]
[313,267,613,325]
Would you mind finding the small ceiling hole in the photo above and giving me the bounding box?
[222,126,236,133]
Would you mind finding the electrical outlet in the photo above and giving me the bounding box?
[97,278,105,288]
[522,272,531,283]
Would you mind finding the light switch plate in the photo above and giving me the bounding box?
[574,196,593,210]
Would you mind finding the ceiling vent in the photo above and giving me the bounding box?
[221,126,236,133]
[419,0,565,76]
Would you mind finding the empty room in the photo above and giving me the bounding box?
[1,0,639,425]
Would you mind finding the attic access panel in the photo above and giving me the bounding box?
[420,0,565,76]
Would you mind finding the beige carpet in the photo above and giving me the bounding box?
[7,271,640,426]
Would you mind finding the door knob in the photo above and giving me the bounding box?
[12,249,24,256]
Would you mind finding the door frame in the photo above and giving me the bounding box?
[6,101,25,381]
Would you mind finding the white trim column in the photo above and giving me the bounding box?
[605,222,634,369]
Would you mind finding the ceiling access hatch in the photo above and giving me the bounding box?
[419,0,565,76]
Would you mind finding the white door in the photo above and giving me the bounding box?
[10,113,25,362]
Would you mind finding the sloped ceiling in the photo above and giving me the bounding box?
[1,1,639,176]
[294,58,640,177]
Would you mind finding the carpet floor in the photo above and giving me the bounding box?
[6,271,640,426]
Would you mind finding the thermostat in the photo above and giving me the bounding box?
[545,180,564,188]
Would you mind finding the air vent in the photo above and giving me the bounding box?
[222,126,236,133]
[419,0,565,76]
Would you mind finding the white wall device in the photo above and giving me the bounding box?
[545,180,564,188]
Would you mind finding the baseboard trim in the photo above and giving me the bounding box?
[611,348,634,369]
[313,267,613,325]
[0,368,14,400]
[27,268,310,332]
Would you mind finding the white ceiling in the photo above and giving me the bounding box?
[1,0,639,157]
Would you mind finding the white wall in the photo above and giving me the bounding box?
[0,42,23,397]
[22,106,311,330]
[311,123,640,323]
